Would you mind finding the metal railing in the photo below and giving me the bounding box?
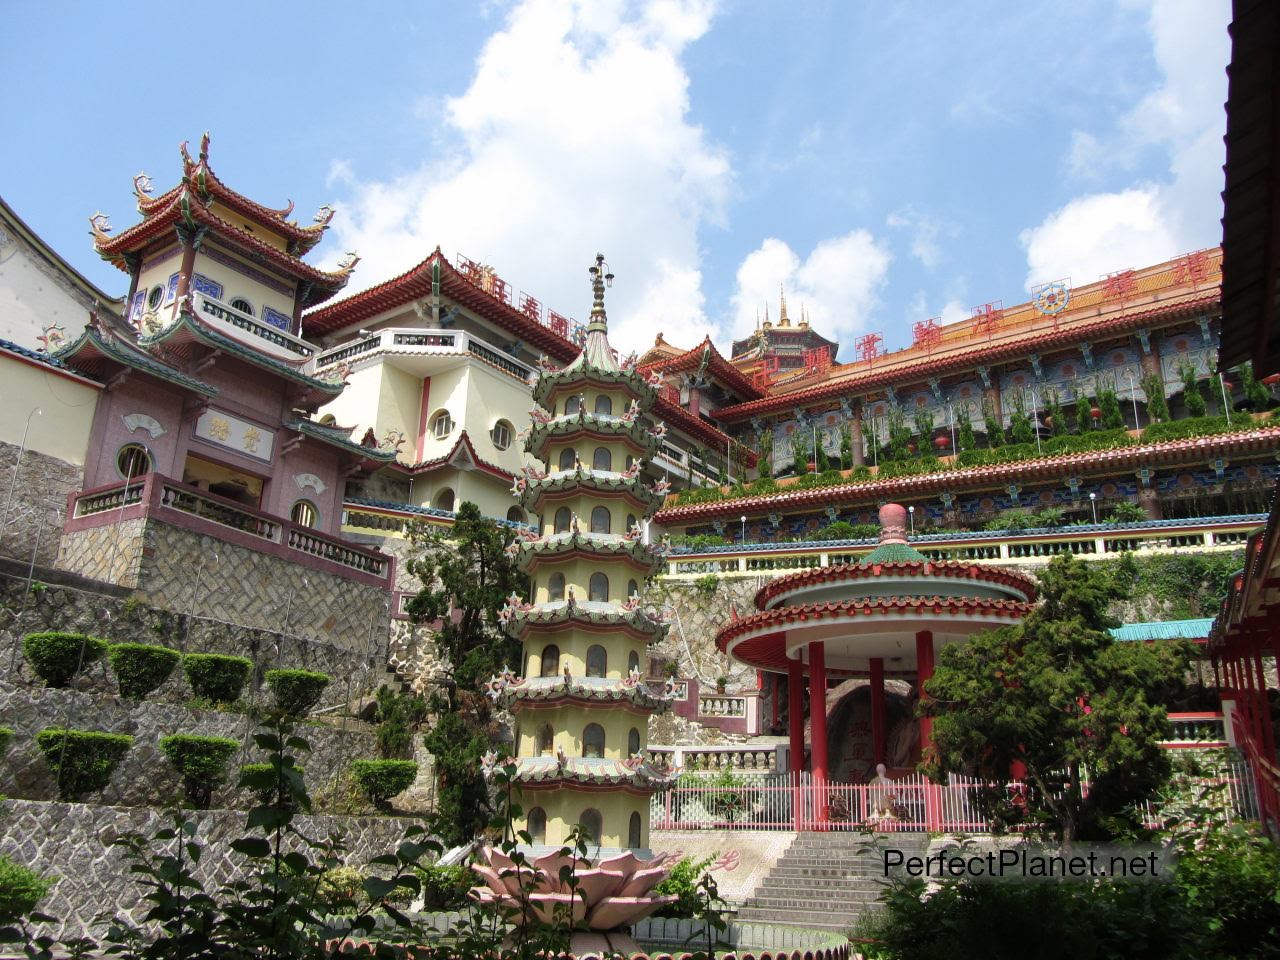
[196,295,314,360]
[311,327,535,383]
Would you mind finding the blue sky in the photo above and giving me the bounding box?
[3,0,1230,359]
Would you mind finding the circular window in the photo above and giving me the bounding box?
[230,297,255,317]
[431,411,454,439]
[116,443,152,479]
[491,420,514,451]
[146,286,164,311]
[290,500,318,528]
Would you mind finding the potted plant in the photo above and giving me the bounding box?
[716,675,729,693]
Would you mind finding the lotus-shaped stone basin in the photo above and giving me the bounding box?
[470,845,677,930]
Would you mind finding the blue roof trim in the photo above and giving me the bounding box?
[1109,618,1214,641]
[669,514,1267,555]
[0,337,79,373]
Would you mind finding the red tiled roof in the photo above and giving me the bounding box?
[654,426,1280,524]
[639,336,763,400]
[713,292,1220,422]
[752,559,1038,611]
[716,596,1033,673]
[655,395,759,468]
[390,430,515,482]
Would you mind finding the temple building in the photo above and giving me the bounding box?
[43,135,396,646]
[730,289,839,377]
[485,255,674,852]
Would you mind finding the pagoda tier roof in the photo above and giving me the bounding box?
[302,249,583,362]
[754,559,1038,611]
[502,755,673,793]
[285,420,397,463]
[128,135,331,254]
[486,673,672,713]
[637,336,763,401]
[712,289,1219,423]
[500,596,670,642]
[654,425,1280,525]
[717,595,1033,675]
[92,188,355,309]
[516,467,666,516]
[532,360,659,410]
[524,411,662,463]
[54,320,217,397]
[137,309,343,409]
[391,430,515,481]
[511,531,666,578]
[653,395,758,468]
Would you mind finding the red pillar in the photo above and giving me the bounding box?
[870,657,887,767]
[787,657,804,775]
[916,630,936,758]
[809,643,829,782]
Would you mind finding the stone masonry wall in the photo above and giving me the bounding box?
[0,440,83,568]
[58,518,392,651]
[0,682,378,809]
[0,573,375,710]
[0,799,423,941]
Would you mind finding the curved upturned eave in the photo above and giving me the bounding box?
[532,364,657,411]
[524,413,661,462]
[513,533,665,577]
[520,471,664,516]
[503,602,670,643]
[754,558,1039,611]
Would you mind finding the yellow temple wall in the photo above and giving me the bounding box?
[190,246,297,321]
[519,787,650,850]
[462,364,535,477]
[538,498,644,539]
[521,625,648,681]
[514,704,648,761]
[0,351,98,464]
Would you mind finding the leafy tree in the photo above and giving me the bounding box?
[421,711,494,847]
[956,410,976,452]
[1074,391,1094,433]
[981,398,1004,448]
[1139,371,1170,423]
[912,406,935,449]
[404,501,526,708]
[1097,386,1125,430]
[1008,393,1035,446]
[1180,362,1207,418]
[815,433,831,472]
[1041,388,1065,437]
[1239,361,1272,412]
[756,427,772,478]
[839,423,853,470]
[885,405,913,460]
[790,434,808,475]
[923,554,1189,842]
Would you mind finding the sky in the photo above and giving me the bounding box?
[3,0,1231,361]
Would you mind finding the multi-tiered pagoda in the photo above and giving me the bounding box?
[487,255,674,854]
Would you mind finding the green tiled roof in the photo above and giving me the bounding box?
[54,326,217,396]
[1109,618,1214,642]
[286,420,397,461]
[860,541,928,565]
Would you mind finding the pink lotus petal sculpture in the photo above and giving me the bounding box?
[470,844,677,930]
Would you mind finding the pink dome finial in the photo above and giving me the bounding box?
[879,503,909,544]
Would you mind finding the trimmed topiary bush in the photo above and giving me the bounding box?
[22,632,108,688]
[108,642,181,699]
[0,855,52,924]
[239,762,305,806]
[350,759,417,808]
[264,669,330,716]
[34,728,133,801]
[183,653,252,704]
[0,726,13,755]
[158,734,239,808]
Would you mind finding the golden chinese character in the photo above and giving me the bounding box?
[243,427,261,454]
[209,417,230,441]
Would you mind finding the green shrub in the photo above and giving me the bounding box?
[22,632,107,688]
[350,759,417,808]
[877,456,943,479]
[0,855,52,924]
[653,854,716,918]
[1109,501,1149,524]
[183,653,252,704]
[1141,415,1235,444]
[264,669,330,716]
[373,688,427,759]
[693,573,720,595]
[108,642,181,699]
[34,728,133,801]
[0,726,13,755]
[417,863,475,910]
[158,734,239,808]
[239,761,305,807]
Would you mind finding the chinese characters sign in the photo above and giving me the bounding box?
[195,410,275,462]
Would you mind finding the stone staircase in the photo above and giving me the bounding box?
[735,831,929,934]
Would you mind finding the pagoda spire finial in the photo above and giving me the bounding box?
[587,252,613,332]
[779,283,790,326]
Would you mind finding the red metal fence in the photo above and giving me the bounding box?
[651,766,1258,833]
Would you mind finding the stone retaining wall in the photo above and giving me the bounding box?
[0,682,382,810]
[0,440,81,569]
[0,572,375,709]
[0,798,424,941]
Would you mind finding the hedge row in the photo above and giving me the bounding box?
[1139,415,1238,444]
[21,636,330,715]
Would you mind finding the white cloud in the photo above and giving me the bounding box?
[1023,0,1229,287]
[1021,188,1179,288]
[729,232,891,360]
[320,0,728,358]
[886,205,954,269]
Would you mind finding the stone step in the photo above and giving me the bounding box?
[751,876,888,893]
[744,892,883,909]
[734,907,863,930]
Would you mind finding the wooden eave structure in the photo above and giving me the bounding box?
[1218,0,1280,376]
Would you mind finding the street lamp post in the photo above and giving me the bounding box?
[1122,369,1141,430]
[908,505,915,536]
[740,515,747,544]
[1219,372,1232,427]
[1089,492,1098,524]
